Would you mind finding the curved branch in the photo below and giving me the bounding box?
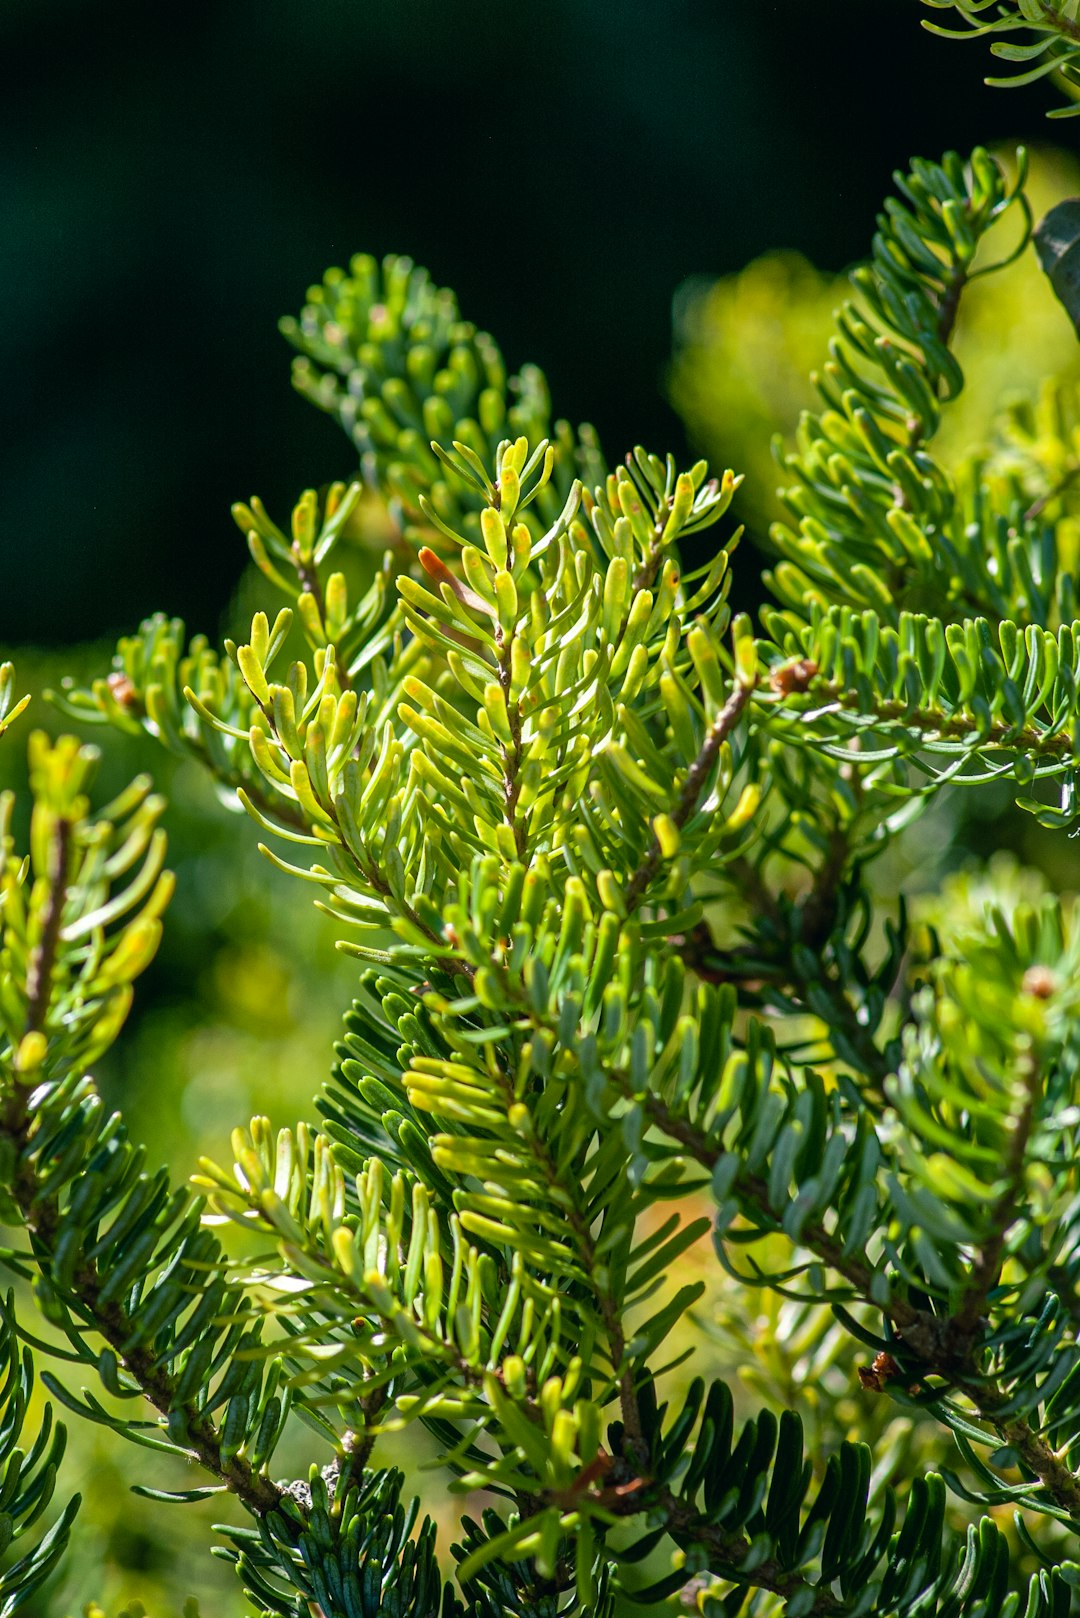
[634,1083,1080,1523]
[2,820,283,1519]
[625,677,753,911]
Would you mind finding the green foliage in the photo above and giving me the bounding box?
[766,145,1034,625]
[279,253,605,554]
[16,20,1080,1618]
[671,148,1080,541]
[0,1297,79,1615]
[922,1,1080,116]
[75,1604,201,1618]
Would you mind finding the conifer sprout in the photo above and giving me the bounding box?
[17,22,1080,1618]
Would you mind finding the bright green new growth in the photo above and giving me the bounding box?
[11,26,1080,1618]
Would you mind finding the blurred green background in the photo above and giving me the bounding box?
[4,1,1080,1612]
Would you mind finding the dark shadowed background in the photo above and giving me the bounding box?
[0,0,1057,647]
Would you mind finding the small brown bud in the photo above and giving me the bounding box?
[1022,965,1058,1000]
[769,658,819,696]
[858,1350,900,1392]
[106,671,139,711]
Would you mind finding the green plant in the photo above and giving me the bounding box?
[14,19,1080,1618]
[923,1,1080,114]
[669,148,1080,542]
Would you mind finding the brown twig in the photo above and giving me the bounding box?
[1024,461,1080,525]
[24,819,72,1037]
[1036,0,1080,45]
[495,624,528,862]
[19,1188,282,1515]
[630,1083,1080,1522]
[625,679,753,912]
[4,823,283,1518]
[951,1051,1041,1340]
[786,677,1079,764]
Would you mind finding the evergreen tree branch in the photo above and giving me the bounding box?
[23,817,71,1039]
[7,1136,283,1517]
[280,253,603,550]
[785,673,1078,763]
[951,1050,1042,1340]
[760,605,1080,828]
[683,891,895,1092]
[624,672,754,912]
[0,1297,80,1613]
[767,147,1031,627]
[513,1107,646,1464]
[650,1494,848,1616]
[471,1052,649,1465]
[27,132,1080,1611]
[624,1081,1080,1524]
[1,818,284,1519]
[494,614,528,862]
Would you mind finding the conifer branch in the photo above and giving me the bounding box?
[808,678,1079,762]
[923,0,1080,115]
[495,623,528,862]
[688,846,894,1090]
[624,676,753,911]
[24,818,71,1038]
[951,1051,1042,1340]
[652,1496,848,1616]
[981,1405,1080,1520]
[1033,0,1080,44]
[21,126,1080,1616]
[10,1159,283,1517]
[517,1113,646,1462]
[1,821,285,1521]
[630,1084,1080,1523]
[934,263,967,351]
